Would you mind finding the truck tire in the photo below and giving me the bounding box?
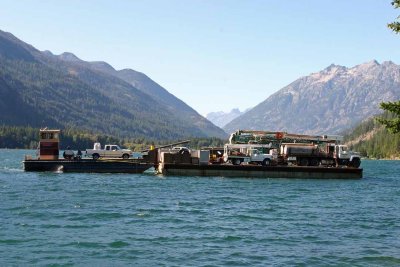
[350,157,361,168]
[310,158,319,166]
[179,149,190,155]
[262,158,271,166]
[232,159,241,165]
[92,153,100,160]
[298,158,309,166]
[122,154,130,159]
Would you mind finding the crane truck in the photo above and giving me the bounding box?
[228,130,361,168]
[223,143,276,166]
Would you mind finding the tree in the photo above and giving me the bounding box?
[378,1,400,132]
[377,101,400,133]
[388,0,400,33]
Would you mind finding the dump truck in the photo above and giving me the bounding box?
[280,143,361,168]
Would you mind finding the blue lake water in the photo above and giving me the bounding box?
[0,149,399,266]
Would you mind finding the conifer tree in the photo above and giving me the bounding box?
[379,1,400,133]
[377,102,400,133]
[388,0,400,33]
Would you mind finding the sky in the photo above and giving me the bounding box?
[0,0,399,116]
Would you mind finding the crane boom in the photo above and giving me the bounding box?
[229,130,342,145]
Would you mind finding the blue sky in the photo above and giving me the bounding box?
[1,0,399,116]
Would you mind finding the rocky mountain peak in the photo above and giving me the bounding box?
[382,60,395,66]
[207,108,248,128]
[41,50,54,56]
[89,61,116,73]
[224,60,400,135]
[323,63,346,72]
[58,52,81,62]
[351,60,381,72]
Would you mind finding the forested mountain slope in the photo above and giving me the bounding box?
[343,112,400,159]
[0,30,226,139]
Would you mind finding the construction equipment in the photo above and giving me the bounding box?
[229,130,342,146]
[223,143,276,166]
[228,130,360,168]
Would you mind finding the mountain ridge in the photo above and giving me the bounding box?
[224,60,400,135]
[51,51,218,135]
[0,29,227,139]
[206,108,249,128]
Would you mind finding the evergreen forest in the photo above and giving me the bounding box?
[343,112,400,159]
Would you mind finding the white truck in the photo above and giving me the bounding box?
[223,144,275,166]
[280,143,361,167]
[85,143,132,160]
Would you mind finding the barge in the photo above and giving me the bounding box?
[23,128,362,178]
[158,163,362,179]
[23,158,153,173]
[23,129,153,173]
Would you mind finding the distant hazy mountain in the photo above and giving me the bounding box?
[0,29,226,140]
[206,108,249,128]
[224,61,400,135]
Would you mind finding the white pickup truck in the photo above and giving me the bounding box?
[223,144,275,166]
[85,143,132,160]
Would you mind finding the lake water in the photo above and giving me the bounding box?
[1,149,399,266]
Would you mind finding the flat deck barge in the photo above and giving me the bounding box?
[158,163,363,179]
[23,159,153,173]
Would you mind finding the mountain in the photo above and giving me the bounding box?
[0,29,226,140]
[224,61,400,135]
[206,108,249,128]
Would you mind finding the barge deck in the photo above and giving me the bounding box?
[158,163,363,179]
[23,158,153,173]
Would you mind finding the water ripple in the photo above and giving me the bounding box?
[0,151,399,266]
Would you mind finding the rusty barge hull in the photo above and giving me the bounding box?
[158,164,362,179]
[23,159,153,173]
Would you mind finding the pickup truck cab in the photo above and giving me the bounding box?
[172,146,191,154]
[223,144,275,166]
[86,143,132,160]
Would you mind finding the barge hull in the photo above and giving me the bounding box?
[23,159,153,173]
[159,164,362,179]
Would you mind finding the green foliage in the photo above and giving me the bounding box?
[0,31,226,140]
[388,0,400,33]
[0,125,39,149]
[343,113,400,159]
[0,125,120,149]
[0,125,227,152]
[376,101,400,133]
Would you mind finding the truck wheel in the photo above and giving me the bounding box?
[232,159,241,165]
[350,158,361,168]
[93,153,100,160]
[262,158,271,166]
[299,158,309,166]
[179,149,190,155]
[122,154,129,159]
[310,158,319,166]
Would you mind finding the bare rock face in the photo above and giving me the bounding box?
[224,61,400,135]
